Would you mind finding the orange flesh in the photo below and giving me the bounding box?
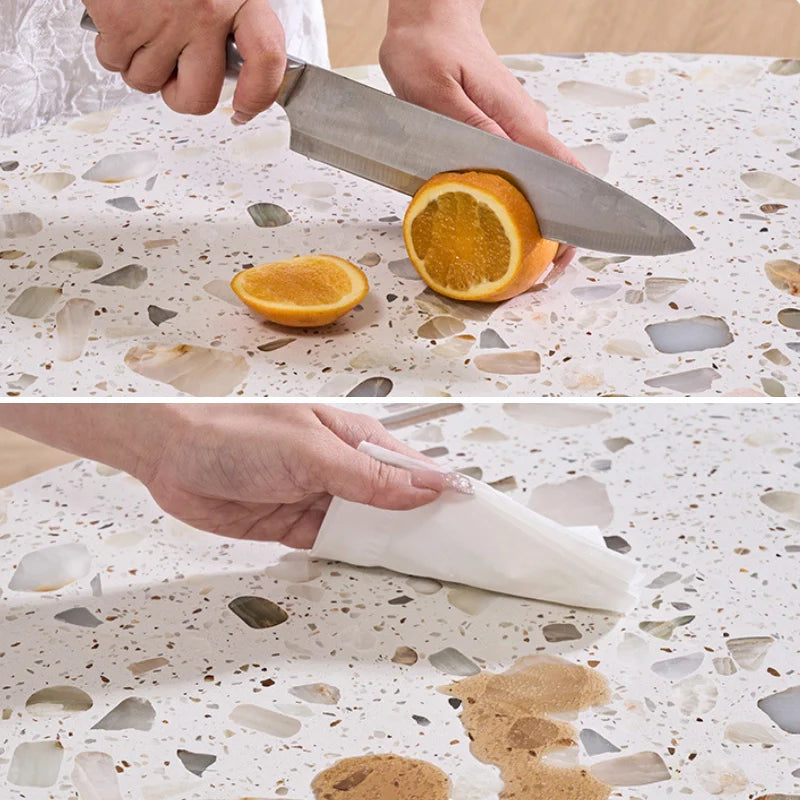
[236,259,353,306]
[410,192,511,291]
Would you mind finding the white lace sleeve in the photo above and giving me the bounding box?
[0,0,329,138]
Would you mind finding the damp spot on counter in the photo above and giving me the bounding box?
[228,596,289,629]
[311,754,450,800]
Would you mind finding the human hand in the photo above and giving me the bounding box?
[139,404,451,548]
[380,0,580,268]
[84,0,286,123]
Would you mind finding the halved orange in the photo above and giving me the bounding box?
[403,172,558,302]
[231,255,369,327]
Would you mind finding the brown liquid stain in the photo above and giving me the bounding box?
[442,655,612,800]
[311,753,450,800]
[310,656,612,799]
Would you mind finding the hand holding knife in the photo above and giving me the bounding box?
[81,11,693,256]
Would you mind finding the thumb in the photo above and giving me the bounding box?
[316,437,446,510]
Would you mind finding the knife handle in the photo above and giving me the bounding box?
[80,11,305,107]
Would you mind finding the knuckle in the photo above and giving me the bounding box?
[123,73,164,94]
[95,45,124,72]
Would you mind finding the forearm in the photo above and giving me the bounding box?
[0,404,176,482]
[387,0,483,29]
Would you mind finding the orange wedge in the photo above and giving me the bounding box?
[231,255,369,327]
[403,172,558,302]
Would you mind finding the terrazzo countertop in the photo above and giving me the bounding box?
[1,53,799,398]
[1,402,799,798]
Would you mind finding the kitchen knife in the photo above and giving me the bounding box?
[81,12,693,256]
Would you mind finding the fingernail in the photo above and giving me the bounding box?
[231,111,253,126]
[443,471,474,495]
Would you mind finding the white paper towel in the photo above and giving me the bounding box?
[312,443,640,614]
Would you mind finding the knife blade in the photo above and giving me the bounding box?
[81,13,693,256]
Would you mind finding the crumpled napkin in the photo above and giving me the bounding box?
[312,443,639,613]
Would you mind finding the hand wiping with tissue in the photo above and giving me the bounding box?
[313,442,640,614]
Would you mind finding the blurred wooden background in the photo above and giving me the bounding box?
[324,0,799,66]
[1,0,797,487]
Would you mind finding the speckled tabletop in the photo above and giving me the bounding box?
[1,402,799,798]
[0,53,798,397]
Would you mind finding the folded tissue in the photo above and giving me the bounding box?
[312,443,640,613]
